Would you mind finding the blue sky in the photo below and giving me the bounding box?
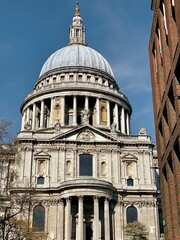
[0,0,155,142]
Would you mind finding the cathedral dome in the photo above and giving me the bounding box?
[39,44,114,78]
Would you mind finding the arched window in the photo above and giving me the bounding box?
[127,178,134,186]
[37,176,44,185]
[79,154,93,176]
[126,206,138,224]
[33,205,45,231]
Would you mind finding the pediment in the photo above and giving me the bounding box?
[52,125,118,142]
[34,151,51,159]
[122,153,138,161]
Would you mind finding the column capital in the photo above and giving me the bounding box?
[59,198,64,205]
[104,197,111,204]
[78,195,84,202]
[93,195,100,202]
[66,197,72,203]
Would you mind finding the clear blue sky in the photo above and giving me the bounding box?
[0,0,155,142]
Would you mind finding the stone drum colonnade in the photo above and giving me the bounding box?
[21,95,130,135]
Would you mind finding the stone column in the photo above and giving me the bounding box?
[61,96,65,126]
[40,100,45,128]
[121,107,125,134]
[96,98,100,125]
[78,196,84,240]
[49,98,54,127]
[85,96,89,110]
[73,96,77,126]
[21,111,25,131]
[58,199,64,240]
[93,196,99,240]
[65,197,71,240]
[27,107,30,123]
[115,103,119,130]
[104,198,110,240]
[126,113,130,134]
[107,101,110,127]
[32,103,36,130]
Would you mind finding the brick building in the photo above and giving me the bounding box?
[149,0,180,239]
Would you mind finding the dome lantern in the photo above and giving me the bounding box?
[68,1,87,46]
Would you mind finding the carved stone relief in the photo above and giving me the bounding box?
[77,130,95,141]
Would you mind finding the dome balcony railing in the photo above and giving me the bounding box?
[24,81,129,103]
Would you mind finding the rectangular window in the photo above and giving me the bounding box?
[79,154,93,176]
[152,44,158,74]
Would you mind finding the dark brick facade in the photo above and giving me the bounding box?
[149,0,180,239]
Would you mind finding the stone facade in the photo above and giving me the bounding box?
[12,2,160,240]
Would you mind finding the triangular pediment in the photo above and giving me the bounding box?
[34,151,51,158]
[51,125,118,142]
[122,153,138,161]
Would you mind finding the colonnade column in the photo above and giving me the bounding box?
[107,101,110,127]
[26,107,30,124]
[121,107,125,134]
[85,96,89,110]
[104,198,110,240]
[115,103,119,130]
[59,199,64,240]
[78,196,84,240]
[32,103,36,130]
[126,113,130,134]
[40,100,45,128]
[21,111,25,131]
[73,96,77,126]
[93,196,99,240]
[96,98,100,125]
[65,197,71,240]
[49,98,54,127]
[61,96,65,126]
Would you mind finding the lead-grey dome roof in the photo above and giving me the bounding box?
[39,44,114,78]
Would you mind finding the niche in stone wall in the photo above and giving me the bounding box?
[66,154,72,176]
[100,100,107,125]
[122,154,138,184]
[53,97,61,123]
[66,161,71,175]
[101,162,107,175]
[34,151,51,185]
[38,160,45,174]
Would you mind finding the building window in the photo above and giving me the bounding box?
[78,75,82,80]
[33,205,45,231]
[87,75,91,81]
[126,206,138,224]
[69,75,74,81]
[127,178,134,186]
[37,176,45,185]
[79,154,93,176]
[61,75,65,81]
